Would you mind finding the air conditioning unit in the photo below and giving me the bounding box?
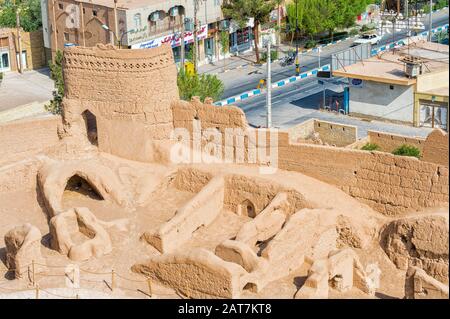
[400,55,423,79]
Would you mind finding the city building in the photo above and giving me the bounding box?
[41,0,256,66]
[0,28,47,73]
[333,40,449,131]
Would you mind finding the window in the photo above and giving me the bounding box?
[93,10,98,17]
[83,8,85,14]
[64,32,69,41]
[390,85,394,90]
[134,13,142,29]
[58,3,63,10]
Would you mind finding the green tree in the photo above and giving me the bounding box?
[220,30,229,71]
[45,51,64,115]
[222,0,276,64]
[0,0,42,32]
[177,70,224,102]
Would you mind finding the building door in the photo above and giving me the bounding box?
[16,51,27,70]
[0,51,10,72]
[204,37,214,61]
[420,104,448,131]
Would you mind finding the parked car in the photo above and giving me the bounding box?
[353,33,381,46]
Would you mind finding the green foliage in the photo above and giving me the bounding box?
[177,70,225,102]
[0,0,42,32]
[45,51,64,115]
[392,144,421,158]
[220,30,230,55]
[361,142,380,151]
[304,39,317,49]
[260,49,278,62]
[360,23,376,33]
[222,0,276,63]
[286,0,373,41]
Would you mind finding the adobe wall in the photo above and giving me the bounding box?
[0,117,60,166]
[313,120,357,147]
[172,103,448,216]
[422,129,449,167]
[368,130,425,153]
[277,140,448,216]
[61,44,179,162]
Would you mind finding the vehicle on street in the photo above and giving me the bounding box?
[353,33,382,46]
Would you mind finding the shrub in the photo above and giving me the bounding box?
[0,72,3,83]
[261,50,278,62]
[45,51,64,115]
[177,70,224,102]
[392,144,421,158]
[361,143,380,151]
[304,39,317,49]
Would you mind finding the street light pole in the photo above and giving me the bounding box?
[428,0,433,41]
[295,0,299,76]
[14,0,23,73]
[193,0,199,73]
[266,39,272,129]
[180,10,185,71]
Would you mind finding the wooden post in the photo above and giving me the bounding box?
[111,269,116,291]
[147,279,152,297]
[35,285,39,299]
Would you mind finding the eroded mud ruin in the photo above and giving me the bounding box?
[0,44,448,299]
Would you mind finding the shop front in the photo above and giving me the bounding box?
[131,24,209,65]
[229,18,254,54]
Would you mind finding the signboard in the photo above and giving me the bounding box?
[349,78,364,88]
[131,24,208,49]
[317,71,331,78]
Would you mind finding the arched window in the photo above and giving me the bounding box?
[133,13,142,30]
[82,110,98,146]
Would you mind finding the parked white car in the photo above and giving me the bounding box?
[353,33,382,46]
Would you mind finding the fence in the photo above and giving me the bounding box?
[0,260,154,299]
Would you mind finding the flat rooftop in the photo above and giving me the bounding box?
[333,40,449,86]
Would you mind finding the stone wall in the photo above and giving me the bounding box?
[0,116,60,166]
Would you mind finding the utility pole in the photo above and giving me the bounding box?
[295,0,300,76]
[180,9,185,71]
[52,0,58,61]
[113,0,119,46]
[266,38,272,128]
[193,0,199,73]
[428,0,433,41]
[14,0,23,73]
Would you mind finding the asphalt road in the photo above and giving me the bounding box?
[227,10,448,137]
[221,10,449,99]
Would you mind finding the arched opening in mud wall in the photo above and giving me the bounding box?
[82,110,98,146]
[240,199,256,218]
[64,175,104,201]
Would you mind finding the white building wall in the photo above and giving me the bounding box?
[349,80,415,123]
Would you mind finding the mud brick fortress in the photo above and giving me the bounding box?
[0,44,448,299]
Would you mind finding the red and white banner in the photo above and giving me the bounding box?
[132,25,208,49]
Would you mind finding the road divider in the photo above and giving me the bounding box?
[215,64,330,106]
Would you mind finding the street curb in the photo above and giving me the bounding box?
[215,65,330,107]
